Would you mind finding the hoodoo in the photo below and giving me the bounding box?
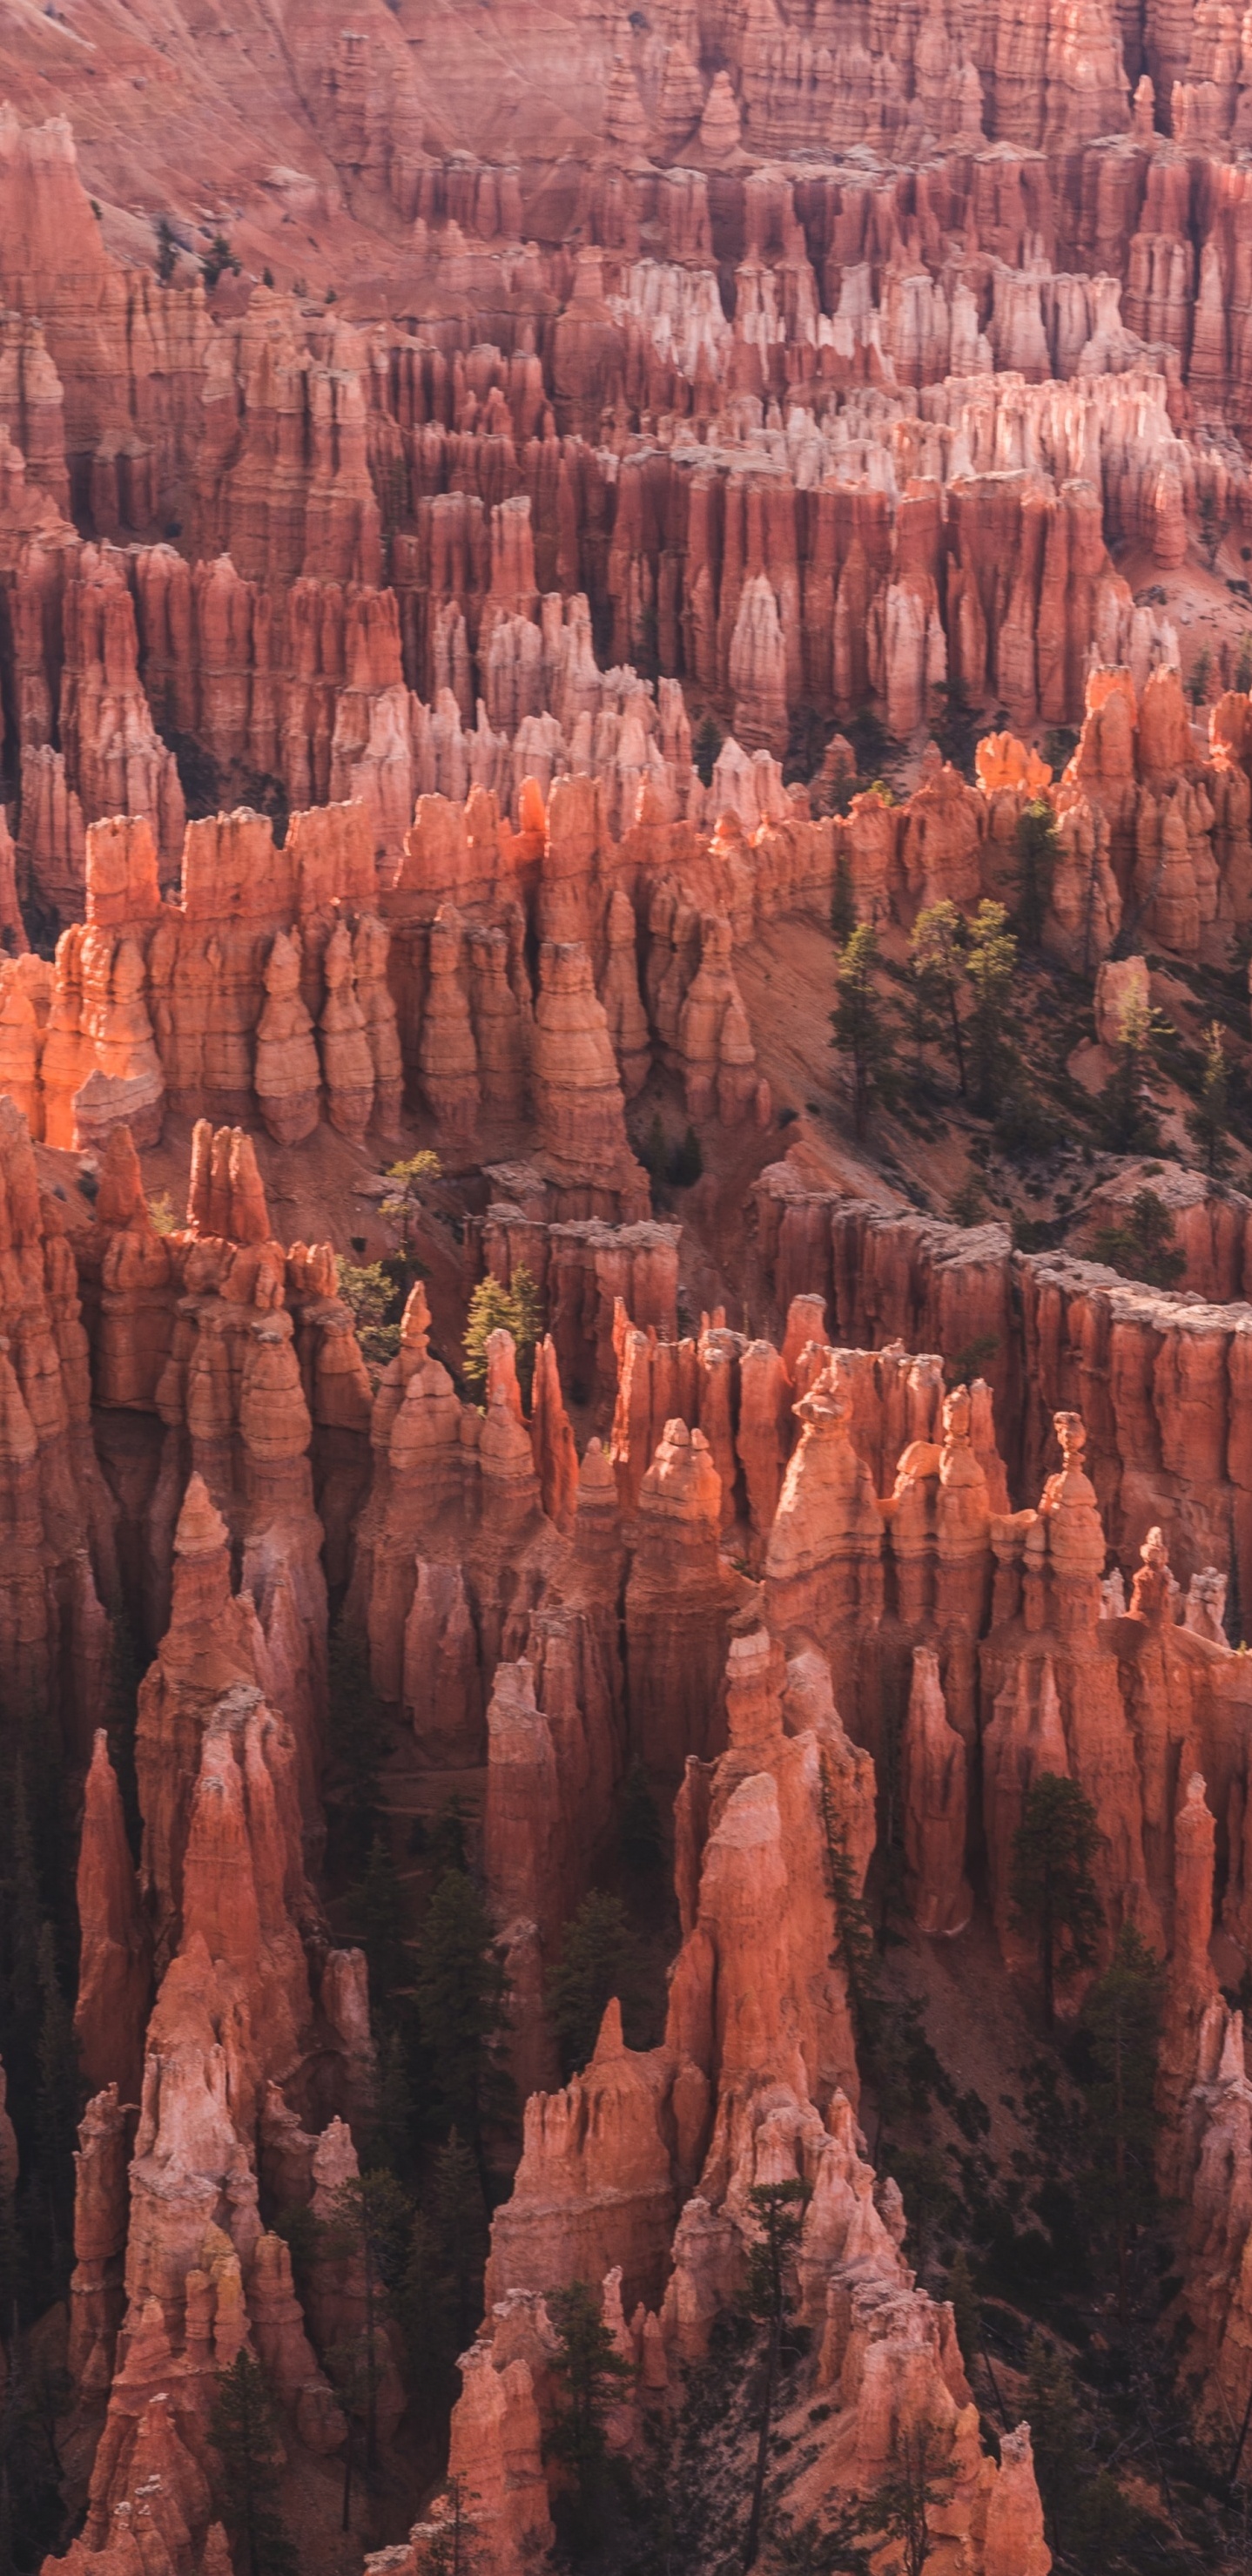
[3,9,1252,2573]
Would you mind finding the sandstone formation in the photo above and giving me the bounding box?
[18,15,1252,2573]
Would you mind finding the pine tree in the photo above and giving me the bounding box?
[418,2477,478,2575]
[211,2352,299,2576]
[670,1124,703,1187]
[380,1150,441,1260]
[1010,1773,1103,2027]
[1188,1020,1235,1178]
[742,2179,811,2572]
[831,924,897,1138]
[904,943,945,1088]
[1078,1922,1162,2316]
[546,2279,634,2558]
[1014,797,1059,947]
[545,1892,649,2077]
[352,1833,408,2005]
[508,1264,543,1403]
[618,1760,664,1878]
[1025,2334,1080,2558]
[1098,995,1162,1153]
[830,852,857,946]
[413,1870,513,2177]
[33,1925,76,2286]
[946,2249,981,2377]
[431,2129,488,2347]
[320,2170,412,2471]
[1092,1185,1187,1290]
[642,1111,668,1184]
[909,901,966,1096]
[462,1264,543,1406]
[864,2425,952,2576]
[965,901,1017,1115]
[337,1256,403,1374]
[326,1622,392,1878]
[398,2206,454,2423]
[461,1278,515,1393]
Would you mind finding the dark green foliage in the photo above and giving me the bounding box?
[903,940,946,1089]
[1098,996,1165,1152]
[1092,1186,1187,1289]
[201,232,241,291]
[742,2179,811,2571]
[830,852,857,947]
[772,2506,870,2572]
[337,1256,403,1373]
[831,924,898,1137]
[545,1892,650,2077]
[462,1261,542,1406]
[350,1833,408,2005]
[1075,1923,1161,2311]
[1187,1019,1235,1177]
[155,217,178,282]
[932,682,980,779]
[862,2425,952,2576]
[413,1870,513,2171]
[948,1177,986,1228]
[910,902,966,1096]
[105,1608,144,1860]
[211,2352,299,2576]
[320,2169,412,2470]
[693,715,723,788]
[1015,797,1059,947]
[641,1111,668,1185]
[33,1925,76,2277]
[946,2249,981,2375]
[1026,2333,1080,2556]
[1010,1773,1103,2027]
[669,1124,703,1188]
[362,2023,417,2182]
[0,2328,71,2576]
[618,1760,664,1878]
[946,1330,999,1387]
[326,1622,392,1879]
[415,2478,478,2574]
[993,1076,1060,1164]
[965,901,1017,1114]
[1198,491,1225,570]
[431,2129,488,2347]
[546,2279,634,2557]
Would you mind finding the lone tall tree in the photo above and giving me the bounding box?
[1188,1020,1235,1179]
[742,2176,811,2572]
[1010,1771,1102,2026]
[831,924,896,1138]
[1079,1922,1161,2316]
[910,900,966,1096]
[320,2168,411,2471]
[965,900,1017,1114]
[546,2279,633,2558]
[211,2352,299,2576]
[414,1869,513,2180]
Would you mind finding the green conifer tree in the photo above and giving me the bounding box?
[831,924,897,1138]
[1010,1773,1103,2027]
[546,2279,633,2558]
[909,901,966,1096]
[211,2352,299,2576]
[545,1892,649,2077]
[1188,1020,1235,1178]
[414,1871,513,2181]
[965,901,1017,1114]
